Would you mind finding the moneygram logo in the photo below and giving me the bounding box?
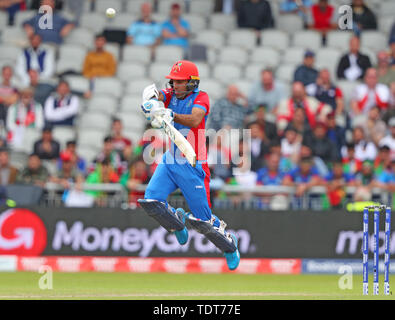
[0,209,47,255]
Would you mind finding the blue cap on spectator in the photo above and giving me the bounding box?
[304,50,315,58]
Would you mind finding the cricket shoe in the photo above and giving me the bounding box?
[173,208,189,245]
[224,233,240,271]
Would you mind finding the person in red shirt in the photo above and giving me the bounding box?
[307,0,337,39]
[110,117,133,161]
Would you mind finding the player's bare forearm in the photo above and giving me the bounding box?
[174,108,205,128]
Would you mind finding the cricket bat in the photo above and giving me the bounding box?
[155,114,197,167]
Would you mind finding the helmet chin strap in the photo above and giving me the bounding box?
[168,80,193,99]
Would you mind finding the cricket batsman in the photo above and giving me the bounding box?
[139,60,240,270]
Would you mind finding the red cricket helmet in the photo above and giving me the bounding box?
[165,60,200,95]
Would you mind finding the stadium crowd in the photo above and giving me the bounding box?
[0,0,394,209]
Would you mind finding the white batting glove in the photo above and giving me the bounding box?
[151,108,174,129]
[142,83,159,103]
[141,99,164,121]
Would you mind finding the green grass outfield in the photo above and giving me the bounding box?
[0,272,394,300]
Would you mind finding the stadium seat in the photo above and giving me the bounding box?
[361,31,388,52]
[292,30,322,51]
[183,14,207,36]
[123,128,144,146]
[189,0,215,17]
[104,13,136,30]
[122,45,151,64]
[315,48,342,78]
[57,44,87,74]
[13,10,36,27]
[276,64,296,84]
[87,94,118,115]
[194,62,210,78]
[92,77,123,98]
[149,63,173,83]
[0,59,14,70]
[379,0,395,17]
[212,64,242,85]
[104,43,120,61]
[64,27,95,48]
[125,78,155,95]
[281,47,306,65]
[155,45,185,63]
[126,0,154,15]
[276,15,304,34]
[250,47,280,68]
[185,43,208,61]
[9,151,28,171]
[198,78,224,101]
[94,0,123,13]
[193,30,225,50]
[336,79,357,106]
[79,12,107,33]
[209,13,237,33]
[244,63,264,81]
[326,31,353,51]
[260,29,289,52]
[18,128,41,154]
[361,46,377,65]
[158,0,185,16]
[0,11,7,29]
[120,94,141,113]
[63,75,90,94]
[378,16,395,35]
[1,26,28,47]
[0,44,21,63]
[52,126,77,149]
[116,111,146,132]
[78,112,112,131]
[117,62,146,82]
[233,79,253,98]
[218,46,249,66]
[76,145,99,164]
[227,29,257,49]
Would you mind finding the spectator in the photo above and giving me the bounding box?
[207,84,249,131]
[22,0,74,45]
[6,86,44,148]
[283,156,323,197]
[350,68,390,116]
[382,82,395,124]
[302,120,340,165]
[256,152,287,186]
[82,33,117,80]
[373,159,395,193]
[376,50,395,87]
[57,140,86,175]
[342,142,362,176]
[248,68,285,117]
[336,35,372,81]
[0,0,24,25]
[33,125,60,160]
[276,81,332,134]
[27,69,55,106]
[379,117,395,160]
[0,147,18,185]
[305,68,344,116]
[207,131,232,183]
[306,0,337,38]
[288,106,310,137]
[85,158,120,206]
[346,126,377,162]
[294,50,318,86]
[44,80,79,126]
[390,39,395,67]
[246,105,278,141]
[92,135,127,176]
[15,34,55,87]
[363,106,387,147]
[0,65,19,108]
[16,152,49,187]
[161,3,190,50]
[126,2,162,48]
[110,117,133,162]
[281,125,301,165]
[50,149,84,190]
[237,0,274,42]
[326,111,346,158]
[351,0,377,35]
[268,139,295,174]
[279,0,312,24]
[246,121,268,172]
[353,160,375,201]
[325,161,355,208]
[120,157,150,207]
[373,145,391,176]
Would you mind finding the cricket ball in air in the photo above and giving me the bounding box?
[106,8,116,18]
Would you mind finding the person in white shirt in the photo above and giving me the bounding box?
[15,34,55,87]
[44,80,79,126]
[379,117,395,160]
[342,126,377,162]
